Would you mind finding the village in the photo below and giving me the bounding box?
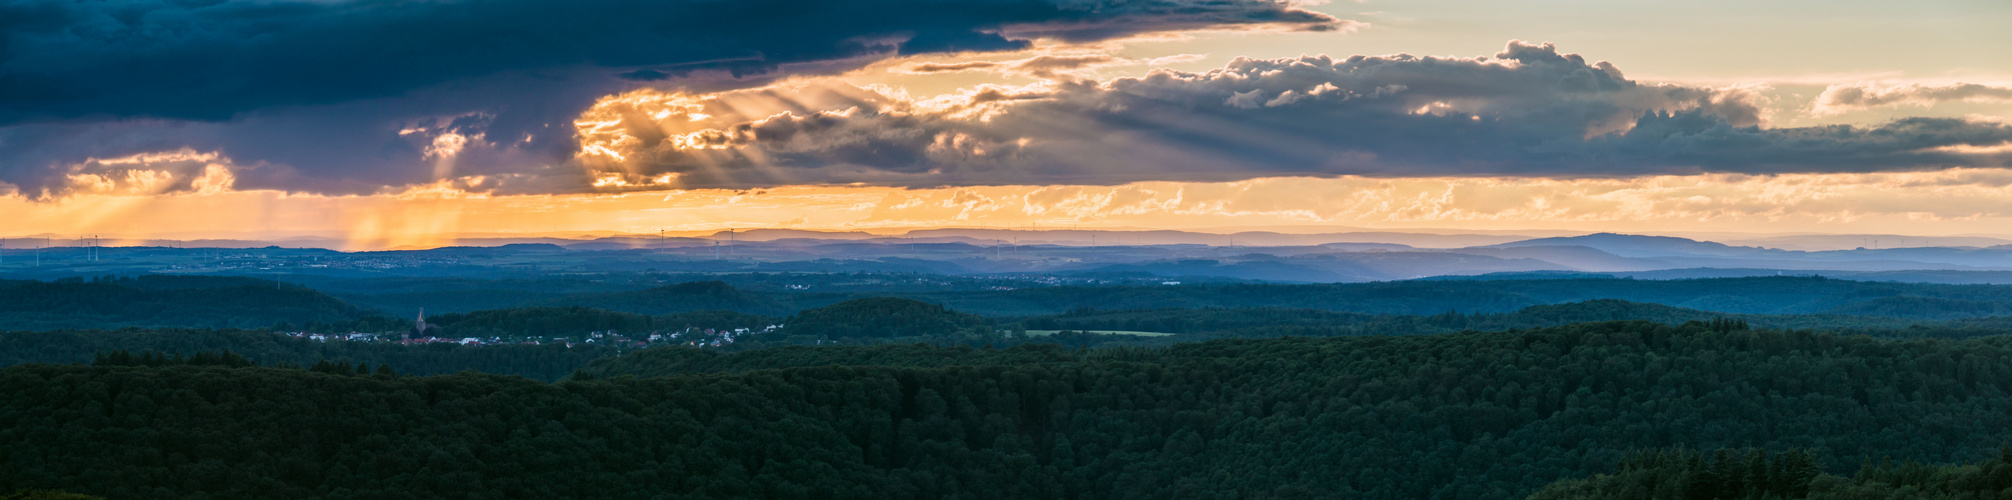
[277,324,781,349]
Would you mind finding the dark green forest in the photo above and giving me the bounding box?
[778,297,994,342]
[13,274,2012,499]
[534,280,797,316]
[1,491,103,500]
[11,321,2012,499]
[1529,447,2012,499]
[0,329,615,381]
[0,277,391,330]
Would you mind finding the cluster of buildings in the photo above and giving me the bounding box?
[274,312,782,350]
[280,331,385,343]
[651,325,777,347]
[275,330,497,346]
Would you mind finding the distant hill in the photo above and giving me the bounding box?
[1069,252,1571,282]
[1823,295,2012,320]
[1446,245,1669,272]
[894,276,2012,317]
[781,297,992,340]
[536,280,795,316]
[314,276,652,317]
[1719,234,2012,251]
[0,277,383,330]
[1023,299,1930,339]
[1072,260,1374,283]
[1487,233,1763,258]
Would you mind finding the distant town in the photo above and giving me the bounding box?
[278,324,780,349]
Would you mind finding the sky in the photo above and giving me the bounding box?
[5,0,2011,247]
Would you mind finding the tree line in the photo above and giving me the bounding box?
[1530,447,2012,499]
[11,321,2012,498]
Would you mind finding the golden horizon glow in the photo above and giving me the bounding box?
[16,169,2012,251]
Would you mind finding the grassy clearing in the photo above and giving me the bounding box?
[1022,330,1174,337]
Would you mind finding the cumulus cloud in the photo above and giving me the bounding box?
[53,149,238,198]
[571,41,2012,191]
[1813,82,2012,115]
[0,0,1340,197]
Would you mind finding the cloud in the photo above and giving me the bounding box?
[53,149,238,198]
[0,0,1340,198]
[574,41,2012,190]
[0,0,1339,124]
[900,61,1010,74]
[896,54,1130,78]
[1813,82,2012,115]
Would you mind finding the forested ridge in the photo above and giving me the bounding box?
[909,277,2012,317]
[11,321,2012,499]
[779,297,994,341]
[10,296,2012,381]
[0,277,387,330]
[1529,447,2012,499]
[524,276,2012,319]
[0,329,615,381]
[27,273,2012,331]
[1016,299,1938,337]
[533,280,799,316]
[19,275,2012,332]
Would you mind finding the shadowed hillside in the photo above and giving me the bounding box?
[535,280,797,316]
[779,297,993,341]
[0,277,389,330]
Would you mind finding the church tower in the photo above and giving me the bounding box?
[410,308,426,340]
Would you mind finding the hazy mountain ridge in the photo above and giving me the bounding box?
[11,231,2012,284]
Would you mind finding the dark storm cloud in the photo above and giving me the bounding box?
[0,0,1340,197]
[0,0,1338,123]
[580,42,2012,190]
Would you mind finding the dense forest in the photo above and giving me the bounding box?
[534,280,799,316]
[777,297,995,342]
[1015,300,1919,336]
[1529,447,2012,499]
[1,491,102,500]
[0,329,615,381]
[11,321,2012,498]
[0,277,390,330]
[571,343,1086,378]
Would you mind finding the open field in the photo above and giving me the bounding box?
[1023,329,1174,337]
